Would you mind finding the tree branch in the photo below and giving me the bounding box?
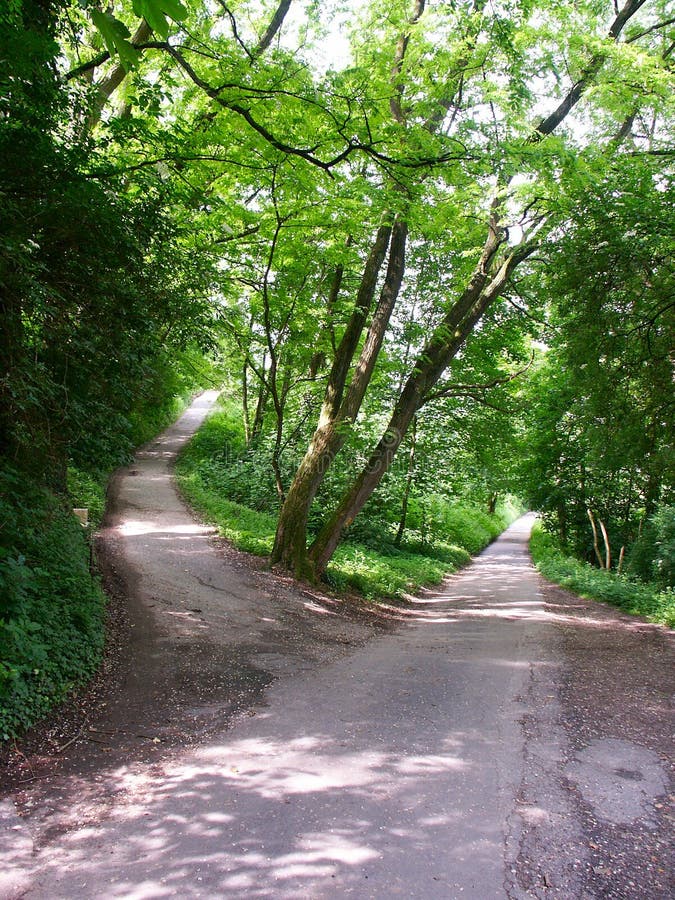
[87,19,154,128]
[253,0,293,58]
[422,353,535,405]
[390,0,426,124]
[626,15,675,43]
[534,0,649,137]
[215,1,254,61]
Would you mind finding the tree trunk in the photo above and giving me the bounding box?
[87,19,153,129]
[270,365,291,503]
[270,422,341,577]
[587,508,605,568]
[308,385,420,575]
[250,381,268,442]
[320,222,392,422]
[271,219,408,576]
[271,219,407,575]
[394,415,417,548]
[242,361,251,444]
[0,290,23,460]
[252,0,293,58]
[557,500,568,547]
[307,230,534,578]
[599,516,611,570]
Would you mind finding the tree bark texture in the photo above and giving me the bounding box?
[87,19,153,129]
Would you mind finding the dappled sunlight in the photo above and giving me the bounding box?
[278,831,379,867]
[119,520,216,537]
[125,473,172,483]
[27,720,510,898]
[136,449,178,460]
[396,753,468,775]
[301,599,339,616]
[389,537,649,632]
[401,599,627,630]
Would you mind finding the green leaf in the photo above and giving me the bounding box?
[131,0,187,40]
[158,0,188,21]
[90,9,140,71]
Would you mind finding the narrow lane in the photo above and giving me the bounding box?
[1,395,672,899]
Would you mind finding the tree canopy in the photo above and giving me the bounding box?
[2,0,673,573]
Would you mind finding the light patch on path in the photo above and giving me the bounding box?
[566,738,668,826]
[0,800,32,898]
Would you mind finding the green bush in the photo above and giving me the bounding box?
[652,505,675,588]
[66,467,108,530]
[530,523,675,628]
[0,465,106,740]
[627,505,675,589]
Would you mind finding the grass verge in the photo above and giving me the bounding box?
[530,523,675,628]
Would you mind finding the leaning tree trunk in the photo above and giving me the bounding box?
[308,234,534,578]
[271,219,408,577]
[395,416,417,547]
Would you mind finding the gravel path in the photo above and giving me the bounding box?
[1,393,673,899]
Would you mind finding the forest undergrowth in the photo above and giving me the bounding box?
[0,363,216,741]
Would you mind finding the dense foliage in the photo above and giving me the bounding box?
[0,4,218,484]
[0,0,221,737]
[0,466,105,739]
[517,161,674,580]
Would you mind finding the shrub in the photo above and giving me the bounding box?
[0,465,106,740]
[530,522,675,628]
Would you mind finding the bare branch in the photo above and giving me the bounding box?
[215,1,254,60]
[213,225,262,244]
[65,49,111,81]
[626,15,675,43]
[423,353,535,405]
[390,0,426,124]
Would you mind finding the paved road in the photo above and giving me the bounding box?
[1,395,672,898]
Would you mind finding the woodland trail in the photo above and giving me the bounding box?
[1,394,673,899]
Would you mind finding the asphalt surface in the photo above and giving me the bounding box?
[1,393,673,899]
